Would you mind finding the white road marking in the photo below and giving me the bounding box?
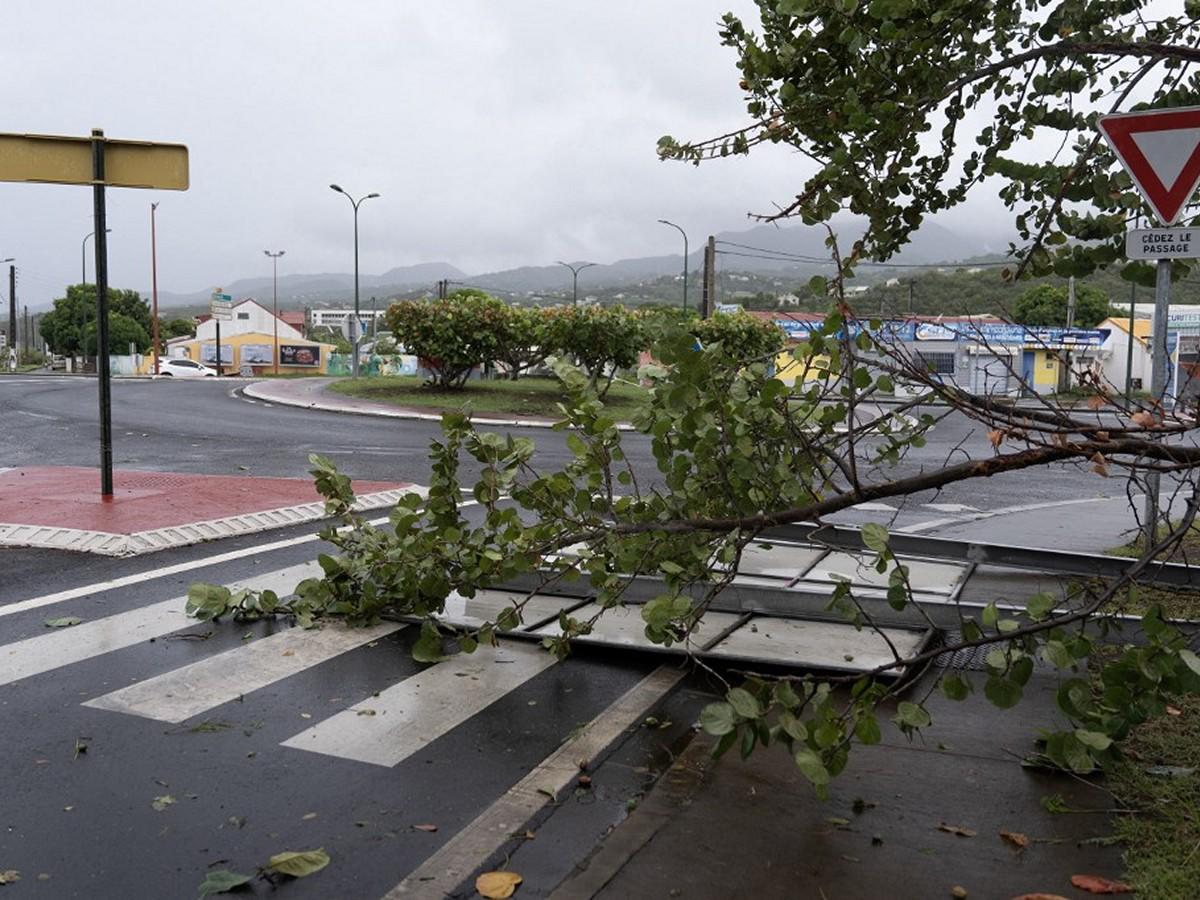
[851,502,896,512]
[921,502,979,513]
[14,409,55,420]
[281,640,557,767]
[0,515,389,619]
[382,665,684,899]
[0,562,319,687]
[898,496,1117,534]
[84,619,404,723]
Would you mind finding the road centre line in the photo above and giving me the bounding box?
[896,496,1120,534]
[383,665,685,899]
[84,618,404,723]
[281,639,558,767]
[0,562,319,687]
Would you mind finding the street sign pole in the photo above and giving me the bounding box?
[1145,258,1173,546]
[92,129,114,498]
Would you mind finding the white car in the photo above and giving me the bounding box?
[159,358,217,377]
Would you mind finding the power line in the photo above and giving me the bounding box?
[714,239,1010,269]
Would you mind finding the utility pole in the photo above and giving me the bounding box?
[701,236,715,318]
[1145,259,1172,548]
[264,250,285,375]
[1125,281,1137,401]
[150,203,161,374]
[1059,276,1077,394]
[8,265,16,366]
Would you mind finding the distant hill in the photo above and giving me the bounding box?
[147,219,993,310]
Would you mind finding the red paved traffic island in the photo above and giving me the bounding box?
[0,467,417,556]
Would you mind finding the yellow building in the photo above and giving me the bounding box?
[167,331,335,375]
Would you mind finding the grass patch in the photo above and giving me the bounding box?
[1108,693,1200,897]
[329,375,649,419]
[1103,524,1200,619]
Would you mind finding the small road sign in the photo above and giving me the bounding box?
[1099,106,1200,226]
[1125,227,1199,259]
[210,291,233,321]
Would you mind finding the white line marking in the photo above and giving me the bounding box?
[0,515,389,619]
[851,502,896,512]
[14,409,55,420]
[382,665,684,899]
[84,619,404,723]
[281,640,557,767]
[920,502,979,513]
[897,496,1117,534]
[0,562,319,687]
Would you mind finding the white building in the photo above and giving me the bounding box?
[308,307,389,332]
[1099,316,1152,393]
[195,298,304,341]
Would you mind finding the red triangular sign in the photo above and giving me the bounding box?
[1099,106,1200,226]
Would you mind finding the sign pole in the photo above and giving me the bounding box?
[216,318,222,377]
[91,129,114,498]
[1144,257,1172,546]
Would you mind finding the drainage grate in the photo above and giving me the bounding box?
[931,630,990,671]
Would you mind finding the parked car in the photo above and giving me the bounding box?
[49,355,66,370]
[159,358,217,377]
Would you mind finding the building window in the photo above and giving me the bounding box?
[916,351,956,375]
[237,312,250,320]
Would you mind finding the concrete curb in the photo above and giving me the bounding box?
[242,379,637,431]
[0,486,425,557]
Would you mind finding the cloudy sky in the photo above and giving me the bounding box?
[0,1,1002,310]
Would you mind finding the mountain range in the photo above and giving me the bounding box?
[150,219,998,310]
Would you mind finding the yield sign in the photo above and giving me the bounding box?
[1099,106,1200,226]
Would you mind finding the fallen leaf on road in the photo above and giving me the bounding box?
[282,649,295,657]
[265,848,330,879]
[356,709,377,717]
[951,887,968,899]
[1131,410,1157,428]
[987,430,1003,449]
[151,795,176,811]
[937,823,977,837]
[1000,830,1029,850]
[413,824,438,832]
[0,870,19,885]
[302,812,317,821]
[1010,895,1069,900]
[1166,705,1182,716]
[197,868,254,897]
[578,775,592,788]
[1086,394,1107,411]
[1070,874,1133,894]
[476,871,522,899]
[44,616,82,628]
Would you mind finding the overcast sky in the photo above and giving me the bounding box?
[1,1,1007,310]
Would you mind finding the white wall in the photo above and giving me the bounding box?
[196,300,303,341]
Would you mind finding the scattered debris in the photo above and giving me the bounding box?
[937,823,977,838]
[302,813,317,821]
[197,868,254,897]
[1145,764,1195,778]
[951,887,968,899]
[1070,874,1134,894]
[999,830,1029,850]
[44,616,82,628]
[152,795,176,812]
[265,848,330,879]
[0,871,19,885]
[413,824,438,833]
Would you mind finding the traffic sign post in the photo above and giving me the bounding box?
[0,129,189,497]
[1100,105,1200,545]
[210,291,232,377]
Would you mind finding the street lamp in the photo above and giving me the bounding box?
[264,250,286,375]
[657,219,689,313]
[556,261,596,306]
[1,257,13,367]
[81,228,111,285]
[330,184,380,378]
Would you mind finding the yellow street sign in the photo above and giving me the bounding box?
[0,132,188,190]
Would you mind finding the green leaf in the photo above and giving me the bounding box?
[197,869,255,897]
[1042,640,1074,670]
[774,681,801,710]
[1074,729,1113,751]
[981,602,998,629]
[860,522,889,553]
[854,714,881,745]
[186,583,232,622]
[44,616,83,628]
[411,620,445,664]
[984,676,1022,709]
[1179,649,1200,677]
[1025,592,1055,621]
[779,709,808,741]
[699,702,737,736]
[726,687,762,720]
[265,848,330,879]
[794,748,830,786]
[895,701,931,729]
[941,674,969,701]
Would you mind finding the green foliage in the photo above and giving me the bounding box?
[160,317,196,340]
[492,304,556,379]
[309,327,353,354]
[40,284,152,355]
[545,304,647,397]
[658,1,1200,283]
[384,290,508,388]
[690,310,784,363]
[1013,282,1111,327]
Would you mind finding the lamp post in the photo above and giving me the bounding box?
[1,258,13,367]
[556,261,596,306]
[264,250,286,375]
[329,184,380,378]
[80,229,111,369]
[150,204,160,374]
[657,219,689,313]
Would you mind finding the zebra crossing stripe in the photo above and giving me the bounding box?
[0,562,319,688]
[82,619,404,723]
[280,640,557,767]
